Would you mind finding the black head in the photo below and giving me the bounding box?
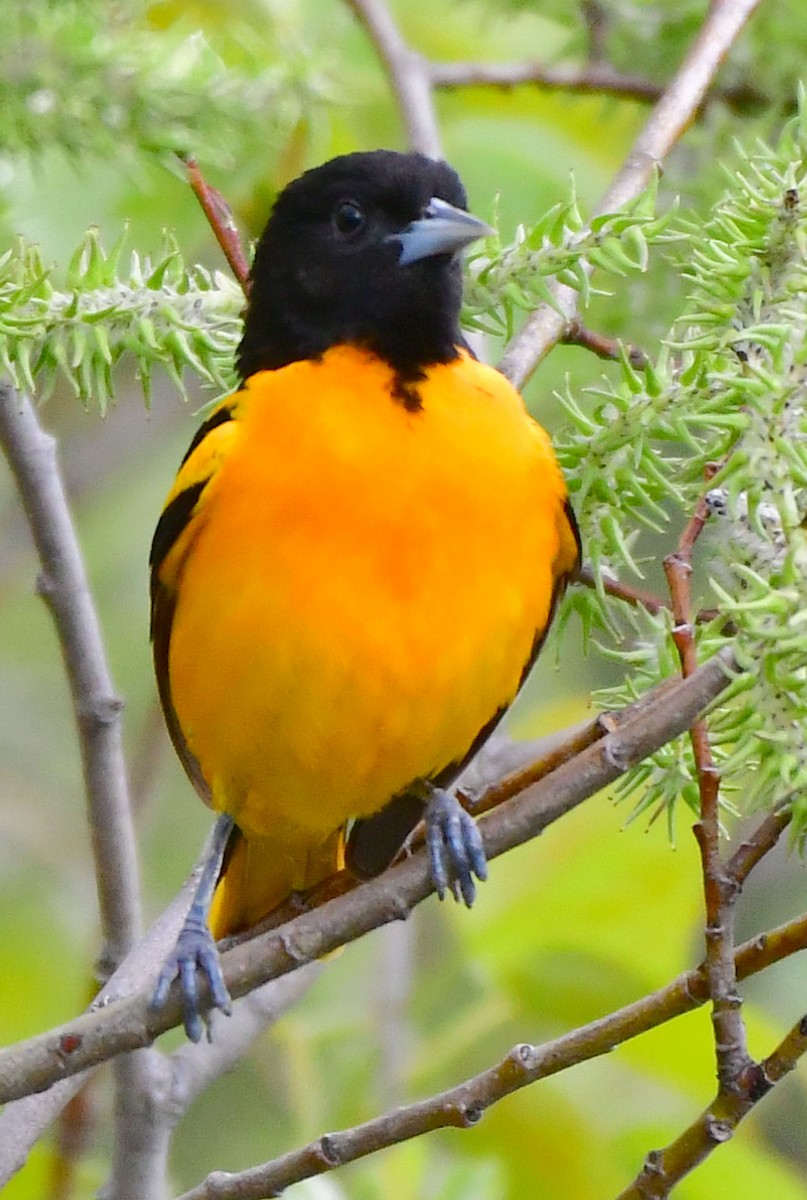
[236,150,488,384]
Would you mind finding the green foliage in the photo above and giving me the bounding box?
[0,229,242,409]
[563,96,807,836]
[464,173,676,340]
[0,0,327,166]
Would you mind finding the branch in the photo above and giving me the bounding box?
[0,381,154,1190]
[0,648,736,1105]
[574,563,667,616]
[172,906,807,1200]
[562,317,650,371]
[616,1011,807,1198]
[107,1050,173,1200]
[726,807,791,885]
[103,969,326,1195]
[665,497,750,1093]
[182,155,251,294]
[343,0,441,157]
[429,59,767,114]
[581,0,609,63]
[498,0,765,390]
[0,382,141,961]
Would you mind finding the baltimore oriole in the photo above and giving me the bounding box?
[150,150,580,1040]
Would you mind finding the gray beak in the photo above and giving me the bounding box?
[389,197,492,266]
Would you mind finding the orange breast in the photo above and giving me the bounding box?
[166,345,575,839]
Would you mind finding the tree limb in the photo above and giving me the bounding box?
[0,380,157,1194]
[498,0,765,390]
[171,905,807,1200]
[429,59,767,114]
[616,1010,807,1198]
[343,0,442,157]
[0,381,142,962]
[0,648,736,1107]
[0,878,196,1187]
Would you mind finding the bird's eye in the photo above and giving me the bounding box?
[333,200,366,237]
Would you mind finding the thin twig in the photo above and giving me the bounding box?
[664,499,750,1093]
[429,59,767,114]
[0,381,142,963]
[172,909,807,1200]
[0,648,737,1106]
[616,1012,807,1199]
[726,807,792,887]
[498,0,765,390]
[0,382,155,1193]
[563,317,650,370]
[343,0,441,157]
[574,563,667,615]
[182,155,251,294]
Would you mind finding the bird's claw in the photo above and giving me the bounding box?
[150,917,231,1043]
[424,787,487,907]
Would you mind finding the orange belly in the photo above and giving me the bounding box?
[166,346,573,841]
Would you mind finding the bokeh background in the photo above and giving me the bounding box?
[2,1,807,1196]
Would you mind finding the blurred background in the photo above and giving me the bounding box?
[2,1,807,1197]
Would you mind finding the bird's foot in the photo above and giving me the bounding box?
[423,785,487,907]
[150,914,232,1043]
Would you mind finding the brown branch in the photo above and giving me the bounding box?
[0,648,736,1106]
[562,317,650,370]
[726,807,792,887]
[612,806,792,1200]
[172,908,807,1200]
[498,0,765,390]
[0,382,157,1192]
[430,58,673,100]
[664,498,750,1093]
[429,59,767,115]
[182,156,251,295]
[343,0,441,157]
[574,563,667,616]
[616,1012,807,1199]
[0,381,141,961]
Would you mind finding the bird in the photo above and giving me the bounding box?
[149,149,580,1040]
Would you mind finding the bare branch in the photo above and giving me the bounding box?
[498,0,765,390]
[581,0,609,63]
[107,1051,174,1200]
[616,1012,807,1198]
[182,155,252,294]
[0,648,736,1106]
[574,563,667,616]
[429,59,767,114]
[665,497,751,1093]
[343,0,441,157]
[562,317,650,370]
[0,381,142,962]
[726,807,791,886]
[172,908,807,1200]
[0,381,155,1192]
[430,58,669,100]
